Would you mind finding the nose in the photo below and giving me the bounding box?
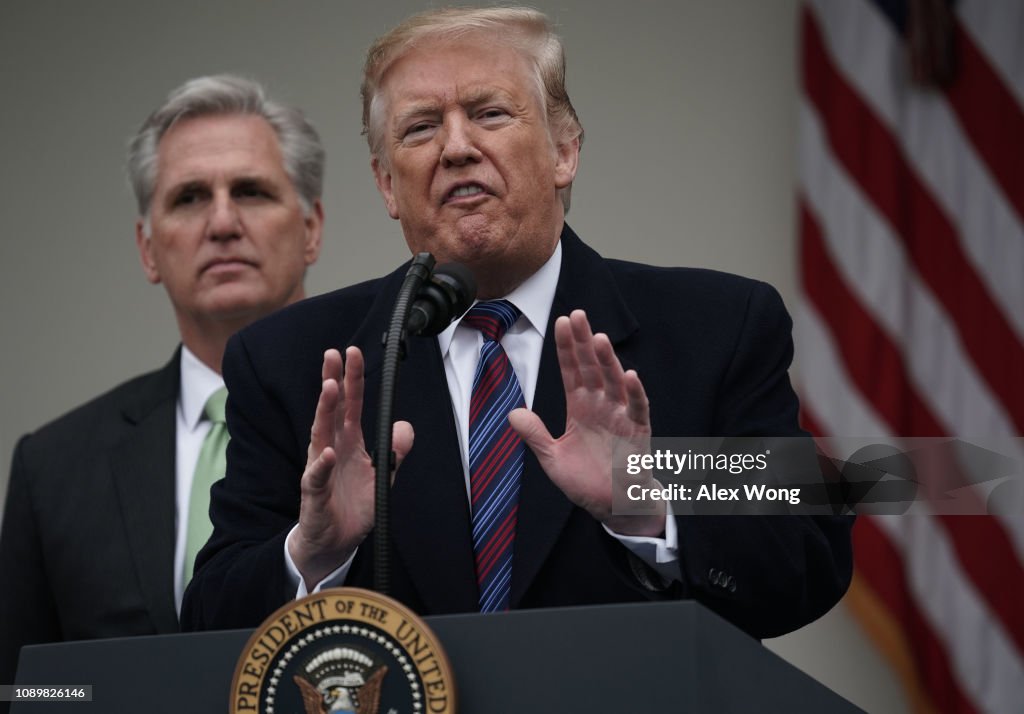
[439,114,482,168]
[207,192,242,241]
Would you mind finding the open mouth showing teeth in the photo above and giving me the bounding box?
[448,184,486,200]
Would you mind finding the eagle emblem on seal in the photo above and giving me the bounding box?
[293,646,388,714]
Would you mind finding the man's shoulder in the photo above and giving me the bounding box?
[14,359,177,470]
[606,257,763,291]
[559,228,787,330]
[236,274,392,347]
[603,257,785,316]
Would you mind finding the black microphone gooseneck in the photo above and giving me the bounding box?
[374,252,435,596]
[373,255,477,596]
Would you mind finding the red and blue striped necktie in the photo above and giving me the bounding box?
[461,300,525,612]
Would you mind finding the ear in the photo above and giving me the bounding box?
[303,199,325,265]
[371,156,400,220]
[553,135,580,190]
[135,219,161,284]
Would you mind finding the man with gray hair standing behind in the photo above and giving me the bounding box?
[0,74,325,696]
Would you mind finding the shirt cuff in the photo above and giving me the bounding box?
[284,524,356,598]
[603,502,680,584]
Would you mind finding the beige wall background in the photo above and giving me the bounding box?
[0,1,905,711]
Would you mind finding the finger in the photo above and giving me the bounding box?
[341,347,365,427]
[391,420,416,473]
[322,348,343,382]
[310,349,343,462]
[624,370,652,428]
[553,315,580,392]
[508,407,556,461]
[308,376,340,460]
[593,332,626,404]
[303,445,337,492]
[569,310,602,391]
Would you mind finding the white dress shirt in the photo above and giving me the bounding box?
[288,240,678,595]
[173,346,226,612]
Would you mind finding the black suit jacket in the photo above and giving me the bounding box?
[0,354,180,691]
[183,227,853,639]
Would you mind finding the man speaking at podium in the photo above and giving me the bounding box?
[184,7,852,639]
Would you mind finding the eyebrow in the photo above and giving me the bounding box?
[461,87,513,107]
[161,180,207,204]
[392,87,516,127]
[169,179,206,193]
[231,175,276,188]
[166,174,275,192]
[393,101,442,129]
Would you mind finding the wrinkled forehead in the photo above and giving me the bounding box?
[372,32,544,126]
[151,114,289,193]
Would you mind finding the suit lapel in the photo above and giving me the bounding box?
[509,316,571,606]
[510,226,640,607]
[108,352,180,631]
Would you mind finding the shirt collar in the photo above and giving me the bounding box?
[178,345,227,430]
[437,238,562,355]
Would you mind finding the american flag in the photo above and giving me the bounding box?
[796,1,1023,712]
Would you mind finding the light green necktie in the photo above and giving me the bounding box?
[183,387,228,588]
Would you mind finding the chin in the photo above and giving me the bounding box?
[438,216,499,253]
[201,288,274,321]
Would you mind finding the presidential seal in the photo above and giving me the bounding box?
[231,588,456,714]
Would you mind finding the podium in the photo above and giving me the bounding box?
[13,601,863,713]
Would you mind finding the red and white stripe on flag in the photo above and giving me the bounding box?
[796,0,1024,712]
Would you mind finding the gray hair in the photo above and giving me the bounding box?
[361,6,583,212]
[127,74,324,219]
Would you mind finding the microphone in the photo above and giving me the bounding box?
[374,255,474,595]
[406,262,477,336]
